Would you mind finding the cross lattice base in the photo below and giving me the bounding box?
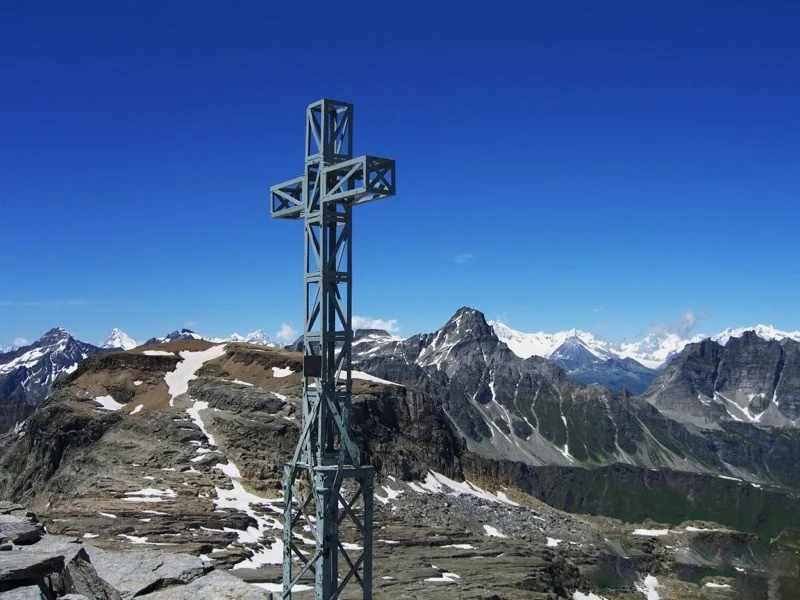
[282,464,374,600]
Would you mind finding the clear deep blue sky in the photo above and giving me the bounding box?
[1,1,799,347]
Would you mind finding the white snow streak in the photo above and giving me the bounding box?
[632,529,670,537]
[634,575,661,599]
[94,395,125,411]
[165,344,228,407]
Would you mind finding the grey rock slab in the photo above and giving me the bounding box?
[0,502,25,515]
[0,585,48,599]
[0,537,87,586]
[0,550,63,584]
[0,516,44,546]
[85,546,211,599]
[61,596,91,600]
[138,569,272,600]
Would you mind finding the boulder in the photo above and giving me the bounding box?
[86,547,211,599]
[0,551,63,588]
[0,585,48,599]
[138,569,272,599]
[0,515,44,545]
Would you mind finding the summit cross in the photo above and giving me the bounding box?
[269,99,396,600]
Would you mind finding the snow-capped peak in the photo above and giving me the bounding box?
[616,332,704,369]
[207,330,273,346]
[711,325,800,346]
[231,330,271,345]
[102,328,138,351]
[489,321,613,362]
[491,320,800,370]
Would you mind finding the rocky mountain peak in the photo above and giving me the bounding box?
[445,307,494,338]
[39,327,72,345]
[0,328,109,432]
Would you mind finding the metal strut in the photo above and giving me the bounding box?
[270,99,396,600]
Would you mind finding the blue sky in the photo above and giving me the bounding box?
[1,1,798,348]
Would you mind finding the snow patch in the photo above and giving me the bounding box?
[349,370,401,386]
[186,401,216,445]
[271,366,293,378]
[130,404,143,415]
[94,395,124,411]
[417,471,519,506]
[547,537,562,547]
[483,525,507,538]
[635,574,661,599]
[425,571,461,583]
[374,484,403,505]
[632,529,670,537]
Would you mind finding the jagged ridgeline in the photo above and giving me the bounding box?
[1,310,800,597]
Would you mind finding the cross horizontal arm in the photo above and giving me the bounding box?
[270,175,305,219]
[323,155,396,206]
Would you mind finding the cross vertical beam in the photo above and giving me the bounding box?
[270,99,396,600]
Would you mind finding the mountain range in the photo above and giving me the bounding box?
[1,308,799,597]
[2,315,797,435]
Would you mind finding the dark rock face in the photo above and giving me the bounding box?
[463,456,800,539]
[644,333,800,427]
[351,307,800,490]
[0,329,110,434]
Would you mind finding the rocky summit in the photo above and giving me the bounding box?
[644,332,800,428]
[0,334,798,598]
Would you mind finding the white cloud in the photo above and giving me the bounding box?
[650,309,709,338]
[454,253,474,264]
[184,320,198,328]
[276,323,298,342]
[352,316,399,332]
[13,337,30,347]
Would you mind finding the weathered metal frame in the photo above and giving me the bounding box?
[270,99,395,600]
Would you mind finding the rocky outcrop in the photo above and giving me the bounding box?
[0,514,269,599]
[644,333,800,427]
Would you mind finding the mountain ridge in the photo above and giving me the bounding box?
[491,320,800,369]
